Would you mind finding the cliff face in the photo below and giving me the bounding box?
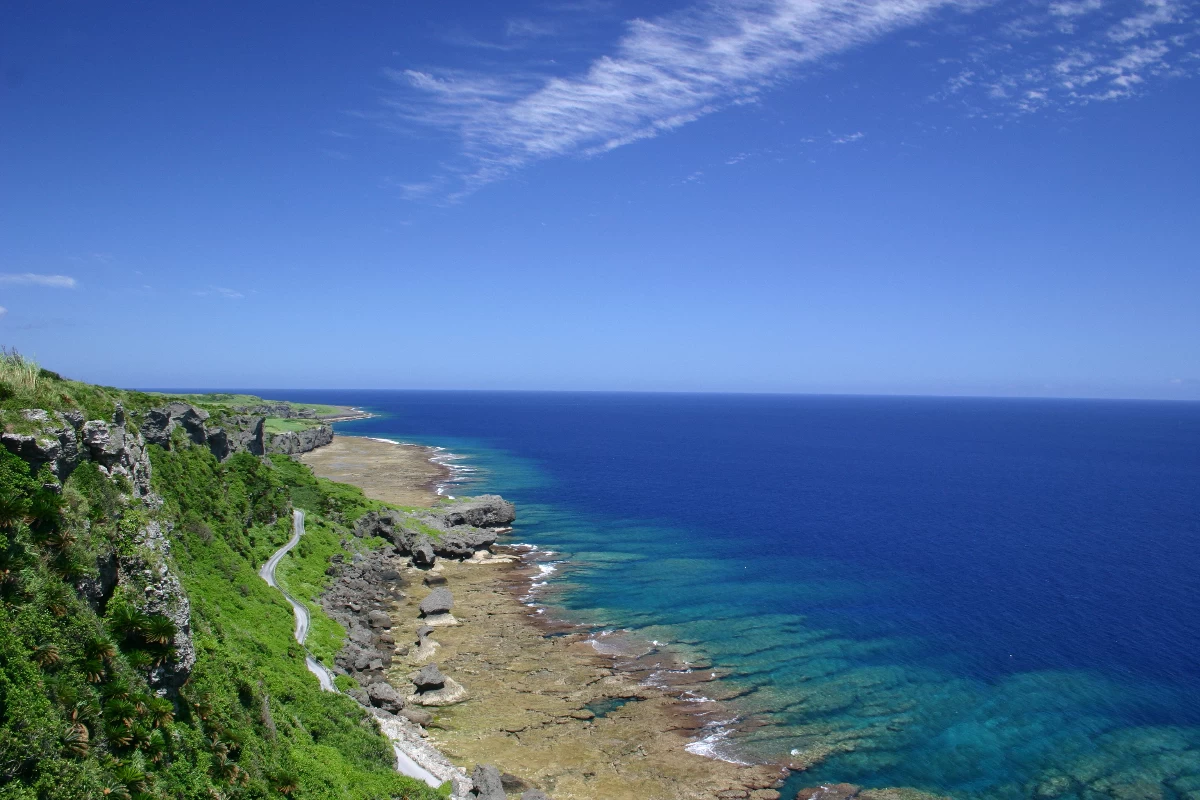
[2,404,199,691]
[141,401,266,459]
[266,424,334,455]
[2,406,152,495]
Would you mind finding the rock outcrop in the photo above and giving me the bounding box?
[319,547,408,691]
[122,520,196,691]
[2,406,153,495]
[230,401,319,420]
[141,402,209,448]
[439,496,516,529]
[139,401,265,461]
[353,495,516,565]
[265,425,333,456]
[470,765,506,800]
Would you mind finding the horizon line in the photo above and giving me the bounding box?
[136,386,1200,405]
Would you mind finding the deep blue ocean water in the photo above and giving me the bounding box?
[275,391,1200,800]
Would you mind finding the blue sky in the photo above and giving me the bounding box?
[1,0,1197,397]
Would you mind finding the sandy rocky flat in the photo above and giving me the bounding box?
[301,435,448,507]
[385,556,789,800]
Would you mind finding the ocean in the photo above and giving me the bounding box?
[278,390,1200,800]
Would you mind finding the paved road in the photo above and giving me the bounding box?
[259,509,444,790]
[259,509,336,691]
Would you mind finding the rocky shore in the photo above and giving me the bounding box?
[300,438,791,798]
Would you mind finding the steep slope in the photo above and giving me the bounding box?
[0,353,441,800]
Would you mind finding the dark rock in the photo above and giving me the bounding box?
[356,506,512,561]
[366,681,405,713]
[400,707,433,726]
[501,774,531,792]
[419,588,454,616]
[367,610,392,629]
[432,528,496,559]
[205,416,265,460]
[439,496,516,528]
[411,536,436,566]
[141,402,209,448]
[140,402,263,461]
[75,550,118,612]
[379,567,402,581]
[470,765,505,800]
[423,574,448,587]
[412,664,446,691]
[416,625,434,642]
[347,688,370,706]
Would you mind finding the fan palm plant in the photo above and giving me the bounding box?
[31,642,60,667]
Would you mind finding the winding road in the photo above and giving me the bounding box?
[259,509,337,691]
[259,509,448,791]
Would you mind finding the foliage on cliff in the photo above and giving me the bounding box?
[0,355,437,800]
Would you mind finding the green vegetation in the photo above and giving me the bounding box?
[0,354,440,800]
[264,419,324,435]
[273,516,345,665]
[163,393,345,419]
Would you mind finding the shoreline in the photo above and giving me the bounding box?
[305,432,790,799]
[299,435,454,507]
[319,405,377,423]
[390,552,787,799]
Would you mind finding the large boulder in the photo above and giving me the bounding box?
[411,536,436,566]
[411,663,446,691]
[366,681,405,713]
[419,588,454,616]
[470,765,505,800]
[438,496,516,528]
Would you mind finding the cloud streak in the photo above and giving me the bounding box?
[194,286,245,300]
[387,0,1199,197]
[388,0,967,196]
[0,273,78,289]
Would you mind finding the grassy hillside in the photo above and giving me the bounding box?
[0,353,439,800]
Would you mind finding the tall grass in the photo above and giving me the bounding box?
[0,347,43,395]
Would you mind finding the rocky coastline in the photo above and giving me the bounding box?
[298,431,795,798]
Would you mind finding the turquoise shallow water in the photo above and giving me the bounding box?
[274,391,1200,800]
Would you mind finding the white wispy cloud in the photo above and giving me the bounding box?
[0,307,7,317]
[937,0,1197,114]
[0,273,78,289]
[388,0,1199,197]
[195,286,245,300]
[388,0,968,197]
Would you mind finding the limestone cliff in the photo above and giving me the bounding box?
[266,424,334,455]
